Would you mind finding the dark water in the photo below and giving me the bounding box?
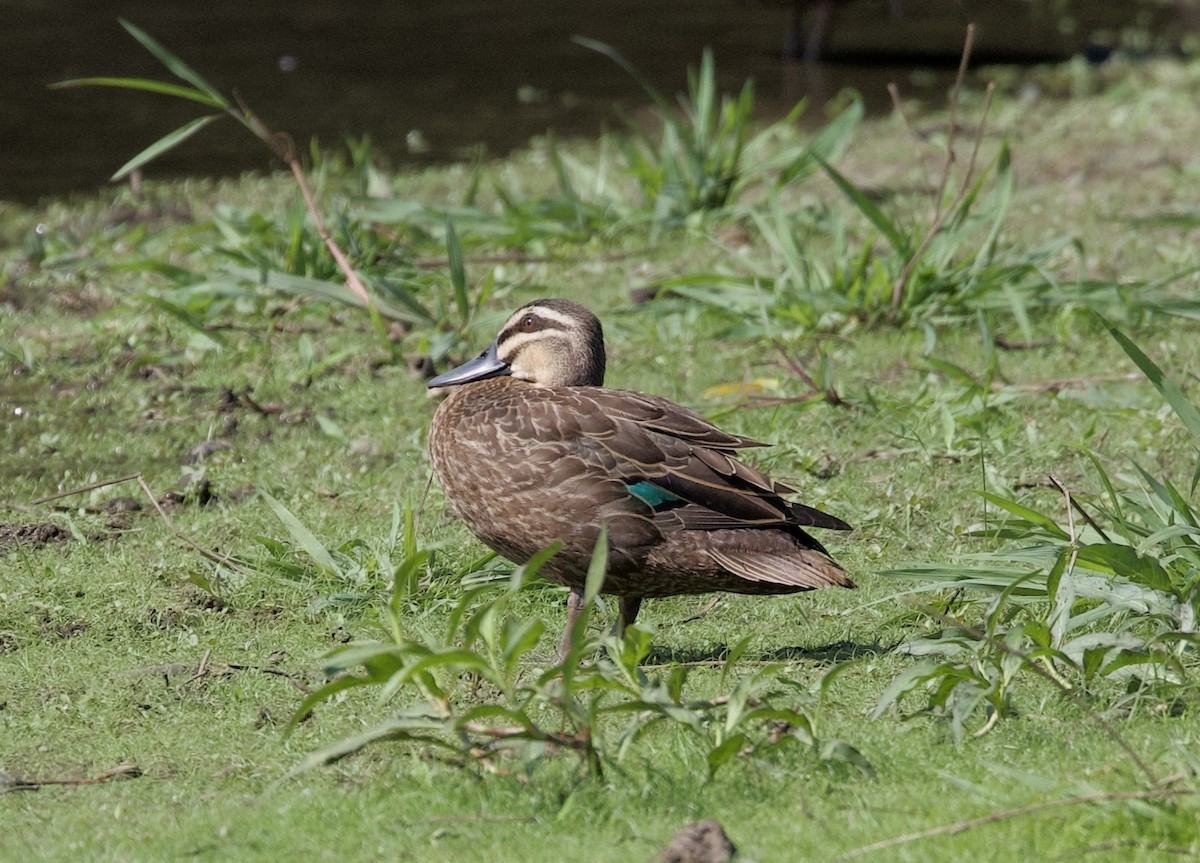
[2,0,1192,203]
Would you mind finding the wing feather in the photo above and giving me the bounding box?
[554,388,850,533]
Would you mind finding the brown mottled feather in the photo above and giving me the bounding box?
[428,300,854,612]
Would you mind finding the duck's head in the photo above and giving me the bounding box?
[428,299,606,389]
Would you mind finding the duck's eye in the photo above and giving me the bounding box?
[520,314,538,331]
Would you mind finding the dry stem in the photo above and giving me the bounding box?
[840,787,1195,860]
[890,24,996,313]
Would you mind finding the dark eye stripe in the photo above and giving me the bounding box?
[498,313,567,346]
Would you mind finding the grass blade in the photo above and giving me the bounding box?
[1107,321,1200,444]
[261,491,340,575]
[573,37,674,115]
[50,77,226,109]
[978,492,1071,541]
[445,220,469,321]
[119,18,228,107]
[813,153,909,254]
[110,114,223,180]
[142,295,224,348]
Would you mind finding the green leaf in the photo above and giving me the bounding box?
[260,491,340,575]
[1107,321,1200,444]
[508,541,562,591]
[285,673,377,735]
[141,294,224,347]
[50,77,225,109]
[287,712,451,775]
[445,220,469,321]
[1074,543,1174,593]
[978,491,1071,541]
[502,617,546,666]
[975,141,1014,266]
[775,96,862,186]
[119,19,228,106]
[561,528,610,665]
[819,740,875,778]
[390,550,431,612]
[872,659,941,719]
[706,733,747,778]
[924,357,981,391]
[219,265,416,322]
[812,152,908,254]
[583,526,609,606]
[109,114,224,180]
[573,37,674,116]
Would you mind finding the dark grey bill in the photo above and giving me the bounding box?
[427,342,511,388]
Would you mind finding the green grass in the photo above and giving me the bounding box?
[3,54,1200,862]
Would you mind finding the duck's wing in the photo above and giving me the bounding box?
[561,388,851,535]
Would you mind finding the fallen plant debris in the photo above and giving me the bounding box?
[0,763,143,794]
[172,648,312,694]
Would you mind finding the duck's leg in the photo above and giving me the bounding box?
[557,587,587,661]
[617,596,643,638]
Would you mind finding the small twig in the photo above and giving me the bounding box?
[1053,838,1196,860]
[179,648,213,688]
[933,23,976,225]
[129,657,312,694]
[993,336,1056,351]
[412,251,555,268]
[1048,474,1113,543]
[1,763,143,793]
[982,372,1141,393]
[418,815,538,825]
[886,82,922,144]
[31,472,242,571]
[410,247,650,269]
[225,662,313,694]
[891,24,994,313]
[956,81,996,202]
[770,338,847,407]
[30,473,143,506]
[839,787,1195,860]
[459,722,593,754]
[134,475,244,571]
[742,394,828,409]
[677,596,722,625]
[234,94,373,313]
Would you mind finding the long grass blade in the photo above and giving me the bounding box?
[142,295,224,348]
[50,77,225,109]
[813,153,908,254]
[1107,321,1200,443]
[445,220,469,321]
[108,115,223,180]
[978,492,1071,541]
[261,491,340,575]
[776,96,862,186]
[119,19,228,107]
[573,37,674,115]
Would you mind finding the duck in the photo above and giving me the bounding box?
[427,299,853,657]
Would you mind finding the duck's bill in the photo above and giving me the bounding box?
[427,342,511,388]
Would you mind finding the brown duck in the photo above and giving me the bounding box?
[428,299,853,655]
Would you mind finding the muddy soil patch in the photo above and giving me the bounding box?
[0,522,72,550]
